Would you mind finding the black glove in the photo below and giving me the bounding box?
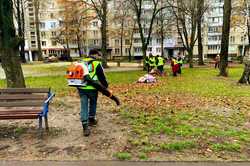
[110,95,121,106]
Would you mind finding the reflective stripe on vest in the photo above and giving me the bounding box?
[80,58,101,90]
[158,57,164,66]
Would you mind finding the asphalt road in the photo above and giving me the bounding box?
[0,161,249,166]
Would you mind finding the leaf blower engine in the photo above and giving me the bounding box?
[66,62,120,105]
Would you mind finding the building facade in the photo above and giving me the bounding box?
[22,0,249,62]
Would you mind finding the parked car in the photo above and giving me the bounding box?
[44,55,59,63]
[59,54,73,62]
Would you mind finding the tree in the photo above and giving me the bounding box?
[197,0,205,65]
[34,0,43,61]
[155,0,175,57]
[129,0,167,68]
[57,0,91,58]
[239,56,250,84]
[112,0,135,60]
[13,0,26,63]
[219,0,232,77]
[237,0,250,83]
[0,0,26,88]
[86,0,109,68]
[171,0,199,68]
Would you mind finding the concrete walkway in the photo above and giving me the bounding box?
[0,161,249,166]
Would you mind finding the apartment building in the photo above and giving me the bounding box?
[110,0,184,60]
[194,0,248,59]
[24,0,85,62]
[22,0,249,62]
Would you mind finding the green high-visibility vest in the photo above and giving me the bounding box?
[176,58,183,65]
[149,57,155,67]
[158,57,165,66]
[80,58,101,90]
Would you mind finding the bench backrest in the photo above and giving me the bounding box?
[0,88,50,107]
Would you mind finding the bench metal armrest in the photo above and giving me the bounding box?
[41,92,55,117]
[44,93,55,104]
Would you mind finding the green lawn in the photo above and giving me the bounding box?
[1,66,250,160]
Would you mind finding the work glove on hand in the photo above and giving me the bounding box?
[110,95,121,106]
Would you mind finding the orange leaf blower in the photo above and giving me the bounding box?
[66,62,120,105]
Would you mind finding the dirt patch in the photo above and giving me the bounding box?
[0,96,127,160]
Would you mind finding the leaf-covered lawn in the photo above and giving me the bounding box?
[0,65,250,160]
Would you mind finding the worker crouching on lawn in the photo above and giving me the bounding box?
[77,49,110,136]
[171,57,179,76]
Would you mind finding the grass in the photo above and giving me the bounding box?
[114,152,132,160]
[1,65,250,160]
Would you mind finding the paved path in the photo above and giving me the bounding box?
[0,161,249,166]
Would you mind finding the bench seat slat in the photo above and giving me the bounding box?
[0,94,46,100]
[0,114,39,120]
[0,88,50,94]
[0,101,44,107]
[0,112,41,115]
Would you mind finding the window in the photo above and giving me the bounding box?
[134,38,140,43]
[42,41,46,46]
[115,39,120,46]
[134,47,142,53]
[51,41,57,46]
[125,48,130,53]
[93,30,98,36]
[51,22,56,28]
[41,32,46,38]
[125,39,130,45]
[40,22,45,29]
[50,13,54,19]
[93,39,99,45]
[115,48,120,54]
[230,36,235,43]
[51,31,56,36]
[156,48,161,53]
[93,21,98,27]
[156,39,161,44]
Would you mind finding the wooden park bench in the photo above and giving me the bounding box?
[0,88,55,138]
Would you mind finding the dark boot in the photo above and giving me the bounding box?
[89,118,98,126]
[82,123,90,137]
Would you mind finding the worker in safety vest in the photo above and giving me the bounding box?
[176,53,183,74]
[78,49,109,137]
[171,57,179,76]
[144,55,150,73]
[149,53,156,71]
[156,55,165,74]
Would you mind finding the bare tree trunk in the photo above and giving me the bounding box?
[0,0,26,88]
[239,61,250,84]
[128,22,135,62]
[160,15,164,57]
[219,0,232,77]
[17,0,26,63]
[197,0,204,66]
[120,20,124,57]
[20,0,26,62]
[66,38,70,57]
[188,49,194,68]
[100,0,108,68]
[34,0,43,61]
[76,34,82,57]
